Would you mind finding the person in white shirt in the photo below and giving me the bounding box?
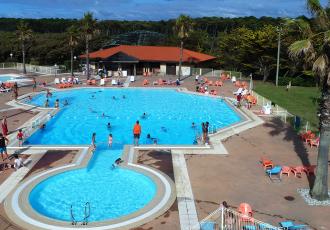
[14,155,24,170]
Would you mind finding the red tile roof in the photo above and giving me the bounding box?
[80,45,215,63]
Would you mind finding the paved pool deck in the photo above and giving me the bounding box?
[0,69,329,229]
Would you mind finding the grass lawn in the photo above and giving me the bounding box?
[254,81,320,128]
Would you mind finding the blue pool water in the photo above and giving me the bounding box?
[26,88,242,222]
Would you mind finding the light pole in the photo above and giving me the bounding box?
[275,26,282,87]
[10,53,13,60]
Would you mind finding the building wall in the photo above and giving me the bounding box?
[176,65,191,76]
[160,63,166,74]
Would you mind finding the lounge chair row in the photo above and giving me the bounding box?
[57,83,73,88]
[261,157,316,180]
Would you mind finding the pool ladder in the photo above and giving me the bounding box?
[82,202,90,225]
[70,202,90,226]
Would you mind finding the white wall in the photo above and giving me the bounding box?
[176,65,191,76]
[160,64,166,74]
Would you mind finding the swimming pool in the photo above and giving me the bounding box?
[0,74,33,86]
[0,74,20,82]
[26,88,242,223]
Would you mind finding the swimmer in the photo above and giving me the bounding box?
[107,122,111,129]
[108,134,113,147]
[141,113,147,119]
[28,95,32,100]
[112,158,123,168]
[40,124,46,130]
[91,133,96,150]
[44,99,49,108]
[55,99,59,108]
[146,134,157,144]
[191,122,196,128]
[161,126,167,132]
[46,89,52,98]
[122,95,126,99]
[63,100,68,106]
[112,96,116,100]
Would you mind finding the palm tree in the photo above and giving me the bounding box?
[80,12,97,80]
[16,21,32,74]
[67,25,80,77]
[288,0,330,201]
[174,15,194,80]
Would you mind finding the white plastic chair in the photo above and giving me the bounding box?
[54,78,60,84]
[111,79,117,85]
[61,77,66,83]
[100,79,105,86]
[130,76,135,82]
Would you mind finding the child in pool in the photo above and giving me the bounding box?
[108,134,113,147]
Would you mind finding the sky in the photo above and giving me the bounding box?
[0,0,328,20]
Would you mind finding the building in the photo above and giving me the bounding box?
[79,45,216,76]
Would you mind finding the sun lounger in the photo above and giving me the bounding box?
[200,221,216,230]
[266,166,282,181]
[233,88,243,95]
[303,165,316,176]
[291,166,305,177]
[260,157,273,169]
[280,166,291,178]
[241,89,249,95]
[309,137,319,148]
[143,79,149,85]
[279,221,307,229]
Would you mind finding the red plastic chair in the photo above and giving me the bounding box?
[304,165,316,176]
[292,166,305,177]
[260,157,273,169]
[280,166,291,178]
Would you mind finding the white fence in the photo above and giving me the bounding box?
[195,206,283,230]
[0,62,65,75]
[251,90,313,131]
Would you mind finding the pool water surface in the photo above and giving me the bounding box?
[26,88,242,222]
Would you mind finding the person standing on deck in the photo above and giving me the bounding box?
[0,133,9,161]
[1,116,8,136]
[133,121,141,146]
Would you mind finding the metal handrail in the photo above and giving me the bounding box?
[70,205,77,225]
[82,202,91,225]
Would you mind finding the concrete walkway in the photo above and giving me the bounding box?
[0,151,45,203]
[172,153,199,230]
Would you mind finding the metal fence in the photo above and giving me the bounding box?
[191,68,242,78]
[251,91,315,132]
[0,62,66,75]
[194,206,281,230]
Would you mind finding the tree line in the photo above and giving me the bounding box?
[0,12,328,84]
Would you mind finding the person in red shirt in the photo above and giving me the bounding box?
[133,121,141,146]
[236,93,242,108]
[17,129,24,147]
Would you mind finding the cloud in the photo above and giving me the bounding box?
[0,0,328,20]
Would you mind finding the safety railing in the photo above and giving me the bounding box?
[0,62,67,75]
[195,205,282,230]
